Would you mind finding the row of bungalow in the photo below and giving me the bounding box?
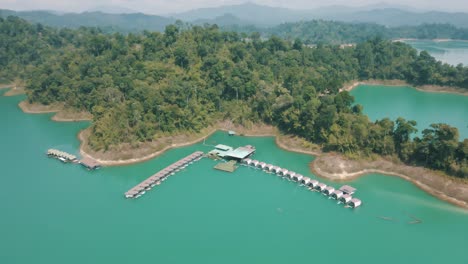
[124,151,204,199]
[242,158,362,208]
[47,149,78,163]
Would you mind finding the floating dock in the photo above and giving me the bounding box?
[124,151,204,199]
[214,160,238,172]
[242,158,362,208]
[79,157,101,170]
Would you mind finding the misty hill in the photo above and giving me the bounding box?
[86,5,139,14]
[172,2,308,26]
[0,9,175,32]
[324,8,468,28]
[174,2,468,28]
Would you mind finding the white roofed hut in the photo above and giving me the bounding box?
[265,164,274,171]
[348,198,362,208]
[257,162,266,169]
[323,186,335,196]
[271,166,281,173]
[340,194,352,204]
[287,171,296,180]
[331,190,343,200]
[339,185,357,195]
[300,176,310,185]
[296,174,304,183]
[251,160,259,167]
[278,169,289,176]
[243,158,252,165]
[316,183,327,191]
[308,180,318,188]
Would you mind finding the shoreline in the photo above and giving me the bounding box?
[393,38,468,43]
[10,88,468,209]
[340,80,468,96]
[18,101,93,122]
[310,154,468,209]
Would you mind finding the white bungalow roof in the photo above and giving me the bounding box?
[339,185,357,194]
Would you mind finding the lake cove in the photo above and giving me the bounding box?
[1,89,468,264]
[404,40,468,66]
[351,85,468,139]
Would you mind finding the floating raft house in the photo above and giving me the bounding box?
[47,149,77,162]
[124,151,204,199]
[210,144,255,161]
[79,157,101,170]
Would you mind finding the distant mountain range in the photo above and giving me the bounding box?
[1,2,468,33]
[0,9,175,32]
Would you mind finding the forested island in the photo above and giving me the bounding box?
[0,16,467,180]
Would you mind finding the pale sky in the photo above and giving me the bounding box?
[1,0,467,14]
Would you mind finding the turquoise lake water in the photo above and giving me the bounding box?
[351,85,468,139]
[1,90,468,263]
[405,40,468,66]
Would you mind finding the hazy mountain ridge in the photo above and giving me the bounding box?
[174,3,468,28]
[0,9,175,32]
[2,2,468,34]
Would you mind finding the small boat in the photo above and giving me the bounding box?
[58,157,67,162]
[156,181,161,185]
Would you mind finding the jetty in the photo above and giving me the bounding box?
[124,151,204,199]
[241,158,363,209]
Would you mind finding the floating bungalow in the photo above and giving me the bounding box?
[271,166,281,173]
[340,194,352,204]
[308,180,319,188]
[316,183,327,191]
[265,164,274,171]
[331,190,343,199]
[339,185,356,195]
[348,198,362,208]
[278,169,289,176]
[287,171,296,180]
[323,186,335,196]
[251,160,259,167]
[296,174,304,183]
[257,162,266,169]
[301,176,310,185]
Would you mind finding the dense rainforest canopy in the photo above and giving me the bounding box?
[0,16,466,177]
